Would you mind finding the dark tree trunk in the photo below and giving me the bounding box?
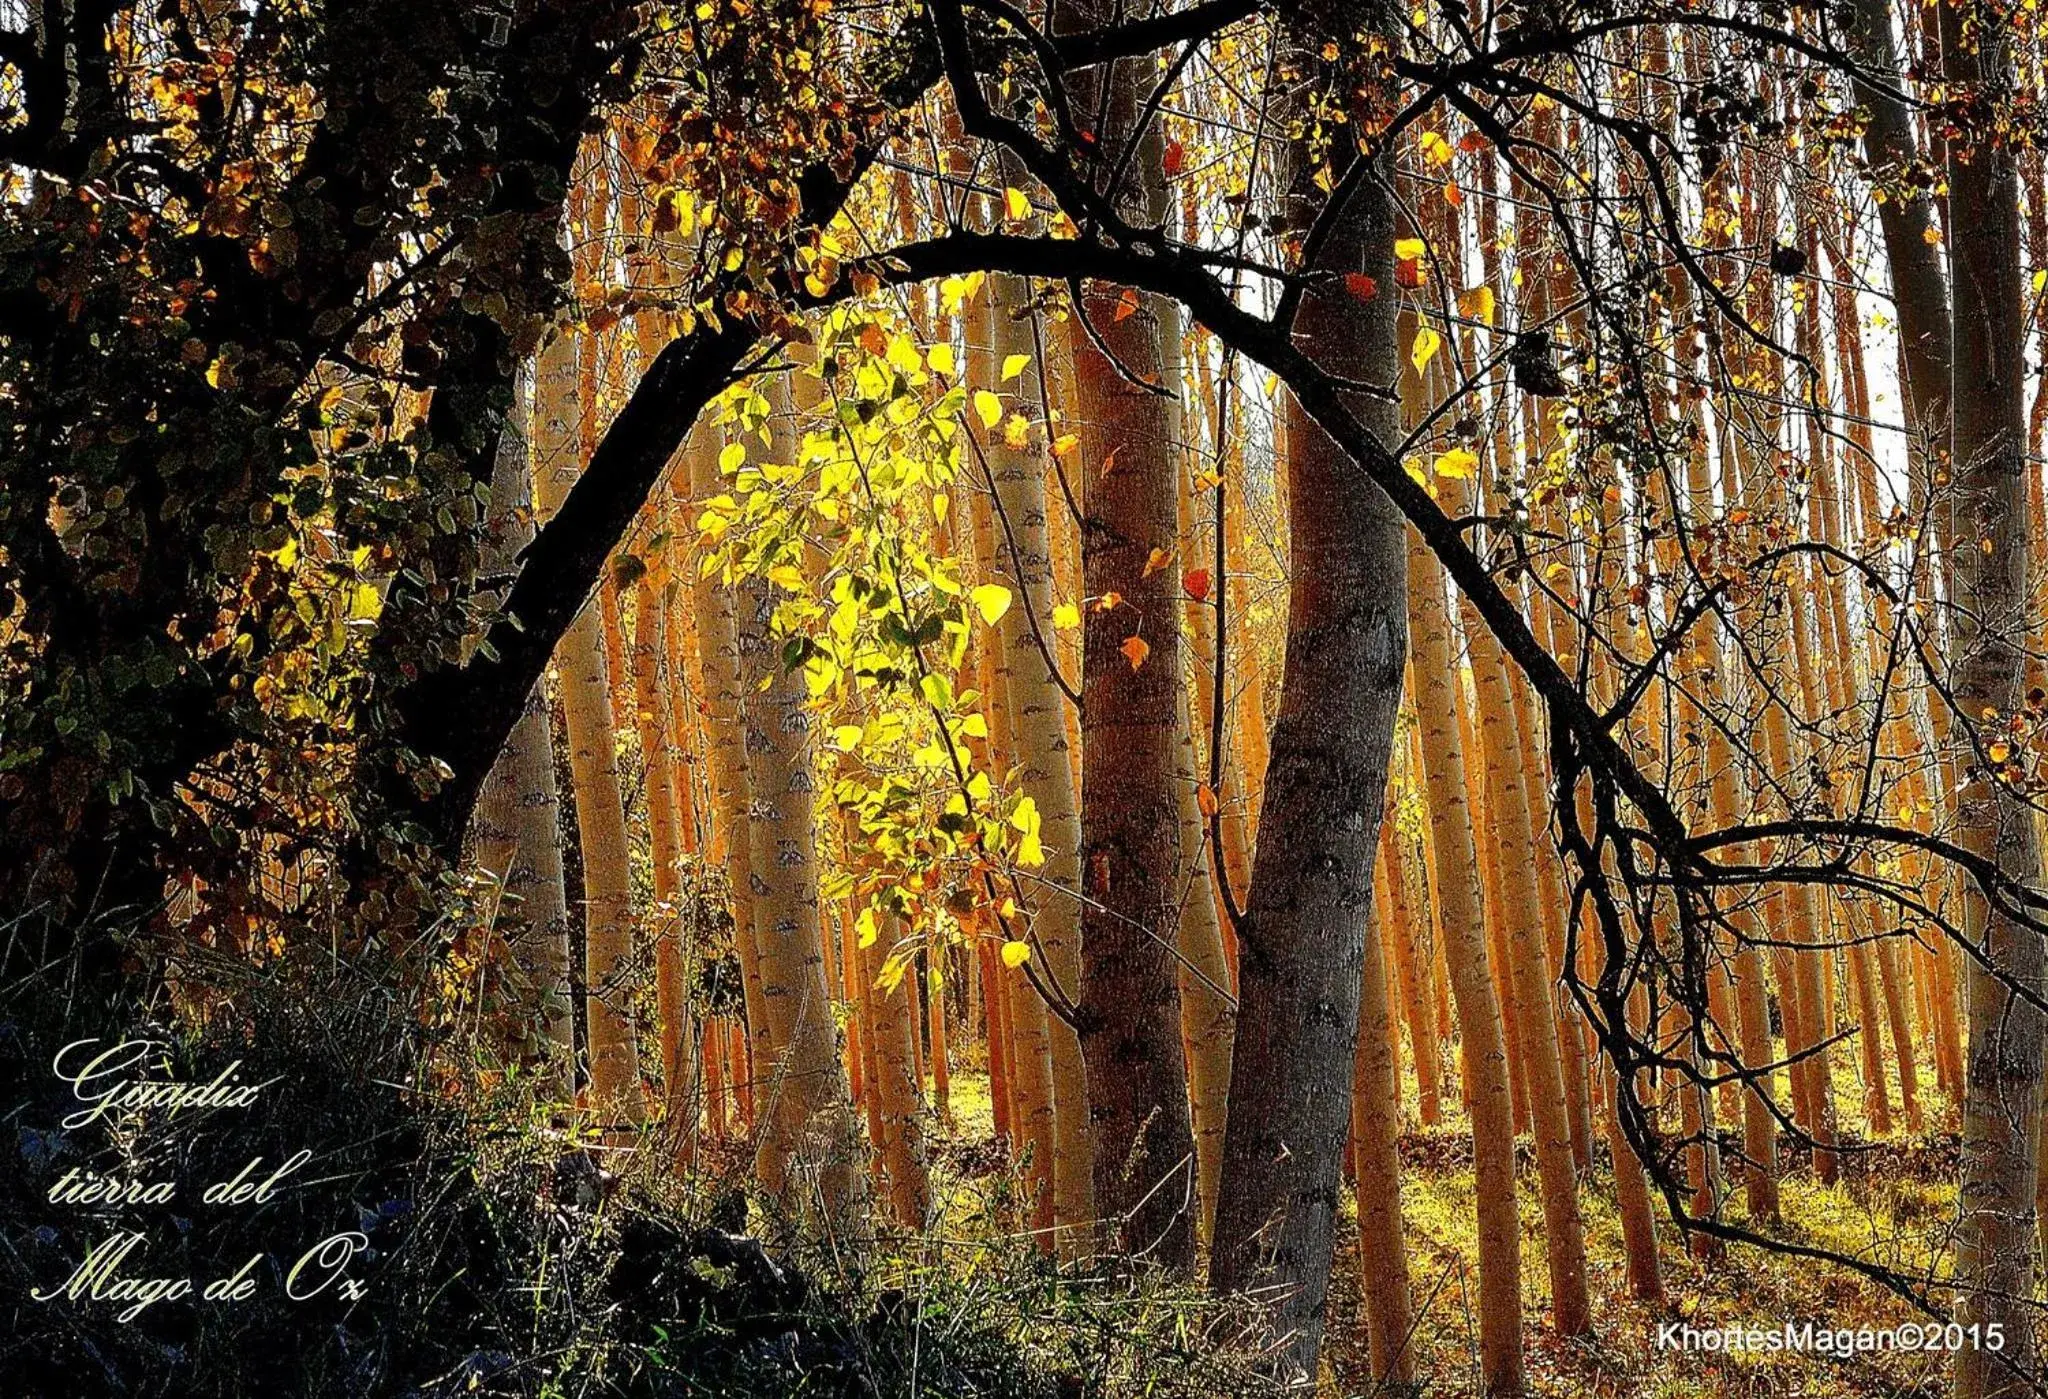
[1057,0,1199,1274]
[1942,9,2041,1397]
[1207,11,1405,1375]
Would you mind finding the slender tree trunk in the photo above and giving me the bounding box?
[687,425,775,1171]
[1944,10,2042,1395]
[1407,505,1524,1394]
[861,915,930,1226]
[471,373,576,1090]
[532,324,641,1125]
[1380,822,1442,1126]
[632,557,697,1165]
[1465,601,1592,1333]
[1351,869,1416,1385]
[733,377,866,1231]
[982,269,1095,1243]
[1058,23,1200,1268]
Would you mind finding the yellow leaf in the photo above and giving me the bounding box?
[959,712,989,739]
[1001,352,1031,381]
[1410,325,1442,373]
[1121,635,1150,670]
[970,582,1014,625]
[1052,602,1081,629]
[1051,433,1080,458]
[857,907,879,948]
[1433,447,1478,479]
[1003,413,1030,449]
[1456,285,1495,326]
[834,724,864,750]
[1922,226,1942,247]
[1000,939,1032,968]
[973,390,1003,430]
[1005,187,1031,221]
[1394,236,1428,261]
[1011,794,1044,866]
[929,342,957,377]
[1143,546,1172,578]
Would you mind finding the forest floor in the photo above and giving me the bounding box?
[1322,1127,1957,1398]
[919,1066,1962,1398]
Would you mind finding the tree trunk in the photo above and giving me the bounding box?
[1945,10,2042,1396]
[631,558,696,1165]
[1351,869,1416,1385]
[733,377,865,1231]
[977,272,1078,1238]
[687,425,775,1173]
[1059,39,1200,1269]
[470,371,576,1091]
[1407,508,1524,1395]
[532,324,641,1125]
[1204,17,1408,1375]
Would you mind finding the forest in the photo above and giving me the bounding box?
[3,0,2047,1395]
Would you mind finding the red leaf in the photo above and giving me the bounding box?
[1344,273,1378,301]
[1183,568,1211,601]
[1163,139,1187,178]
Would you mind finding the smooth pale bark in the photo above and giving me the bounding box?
[632,561,696,1164]
[470,376,575,1089]
[1944,12,2043,1396]
[532,325,641,1124]
[982,271,1094,1242]
[1058,6,1199,1268]
[1173,687,1235,1247]
[733,378,865,1231]
[687,426,775,1168]
[1379,824,1442,1126]
[1466,603,1592,1333]
[963,304,1058,1233]
[1407,526,1523,1394]
[1352,875,1416,1386]
[861,916,930,1226]
[1161,308,1237,1248]
[1608,982,1665,1302]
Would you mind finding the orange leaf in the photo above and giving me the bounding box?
[1112,287,1141,322]
[1183,568,1211,601]
[1196,783,1219,817]
[1344,272,1379,300]
[1143,546,1172,578]
[1120,635,1150,670]
[1094,591,1124,612]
